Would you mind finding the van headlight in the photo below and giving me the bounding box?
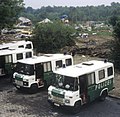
[48,94,52,99]
[24,79,29,82]
[65,99,70,103]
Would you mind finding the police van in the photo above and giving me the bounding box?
[48,60,114,113]
[0,48,33,78]
[13,54,73,93]
[0,40,33,50]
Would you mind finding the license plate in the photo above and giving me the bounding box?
[15,80,23,86]
[16,85,20,88]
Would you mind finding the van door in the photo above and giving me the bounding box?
[4,54,13,76]
[43,62,53,86]
[79,75,88,104]
[35,63,44,86]
[0,56,5,76]
[87,72,96,102]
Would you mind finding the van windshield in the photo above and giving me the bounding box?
[16,62,34,75]
[54,74,78,91]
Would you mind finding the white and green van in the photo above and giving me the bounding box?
[0,48,33,78]
[0,40,33,50]
[48,60,114,113]
[13,54,73,92]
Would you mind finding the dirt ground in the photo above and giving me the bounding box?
[109,71,120,98]
[74,54,120,98]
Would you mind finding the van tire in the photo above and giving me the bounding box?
[99,90,108,101]
[72,101,81,114]
[16,87,21,91]
[30,84,38,93]
[49,102,56,108]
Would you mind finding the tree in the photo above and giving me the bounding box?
[0,0,24,31]
[69,7,78,23]
[109,16,119,27]
[32,22,75,53]
[21,2,120,24]
[110,18,120,69]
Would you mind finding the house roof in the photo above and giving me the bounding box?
[39,18,53,24]
[18,17,31,23]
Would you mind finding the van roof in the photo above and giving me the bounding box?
[53,60,113,77]
[0,40,32,50]
[17,54,72,64]
[0,48,32,56]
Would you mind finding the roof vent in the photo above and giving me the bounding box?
[82,62,93,66]
[44,54,53,57]
[76,66,82,68]
[32,56,37,59]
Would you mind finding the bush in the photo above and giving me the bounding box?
[110,20,120,69]
[32,21,75,53]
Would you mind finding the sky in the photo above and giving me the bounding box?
[24,0,120,9]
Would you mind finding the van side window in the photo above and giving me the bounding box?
[44,62,52,72]
[66,58,72,66]
[5,55,12,63]
[26,44,32,49]
[98,69,105,80]
[87,72,95,86]
[107,67,113,76]
[17,53,23,60]
[56,60,62,68]
[0,47,9,50]
[18,45,24,48]
[26,52,32,58]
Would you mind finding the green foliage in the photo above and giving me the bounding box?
[113,20,120,38]
[0,0,24,30]
[109,16,119,27]
[108,6,120,69]
[97,31,112,37]
[32,22,75,53]
[110,19,120,69]
[21,2,120,24]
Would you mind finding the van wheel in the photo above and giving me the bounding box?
[99,91,108,101]
[49,102,56,108]
[30,84,38,93]
[72,101,81,114]
[16,87,21,91]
